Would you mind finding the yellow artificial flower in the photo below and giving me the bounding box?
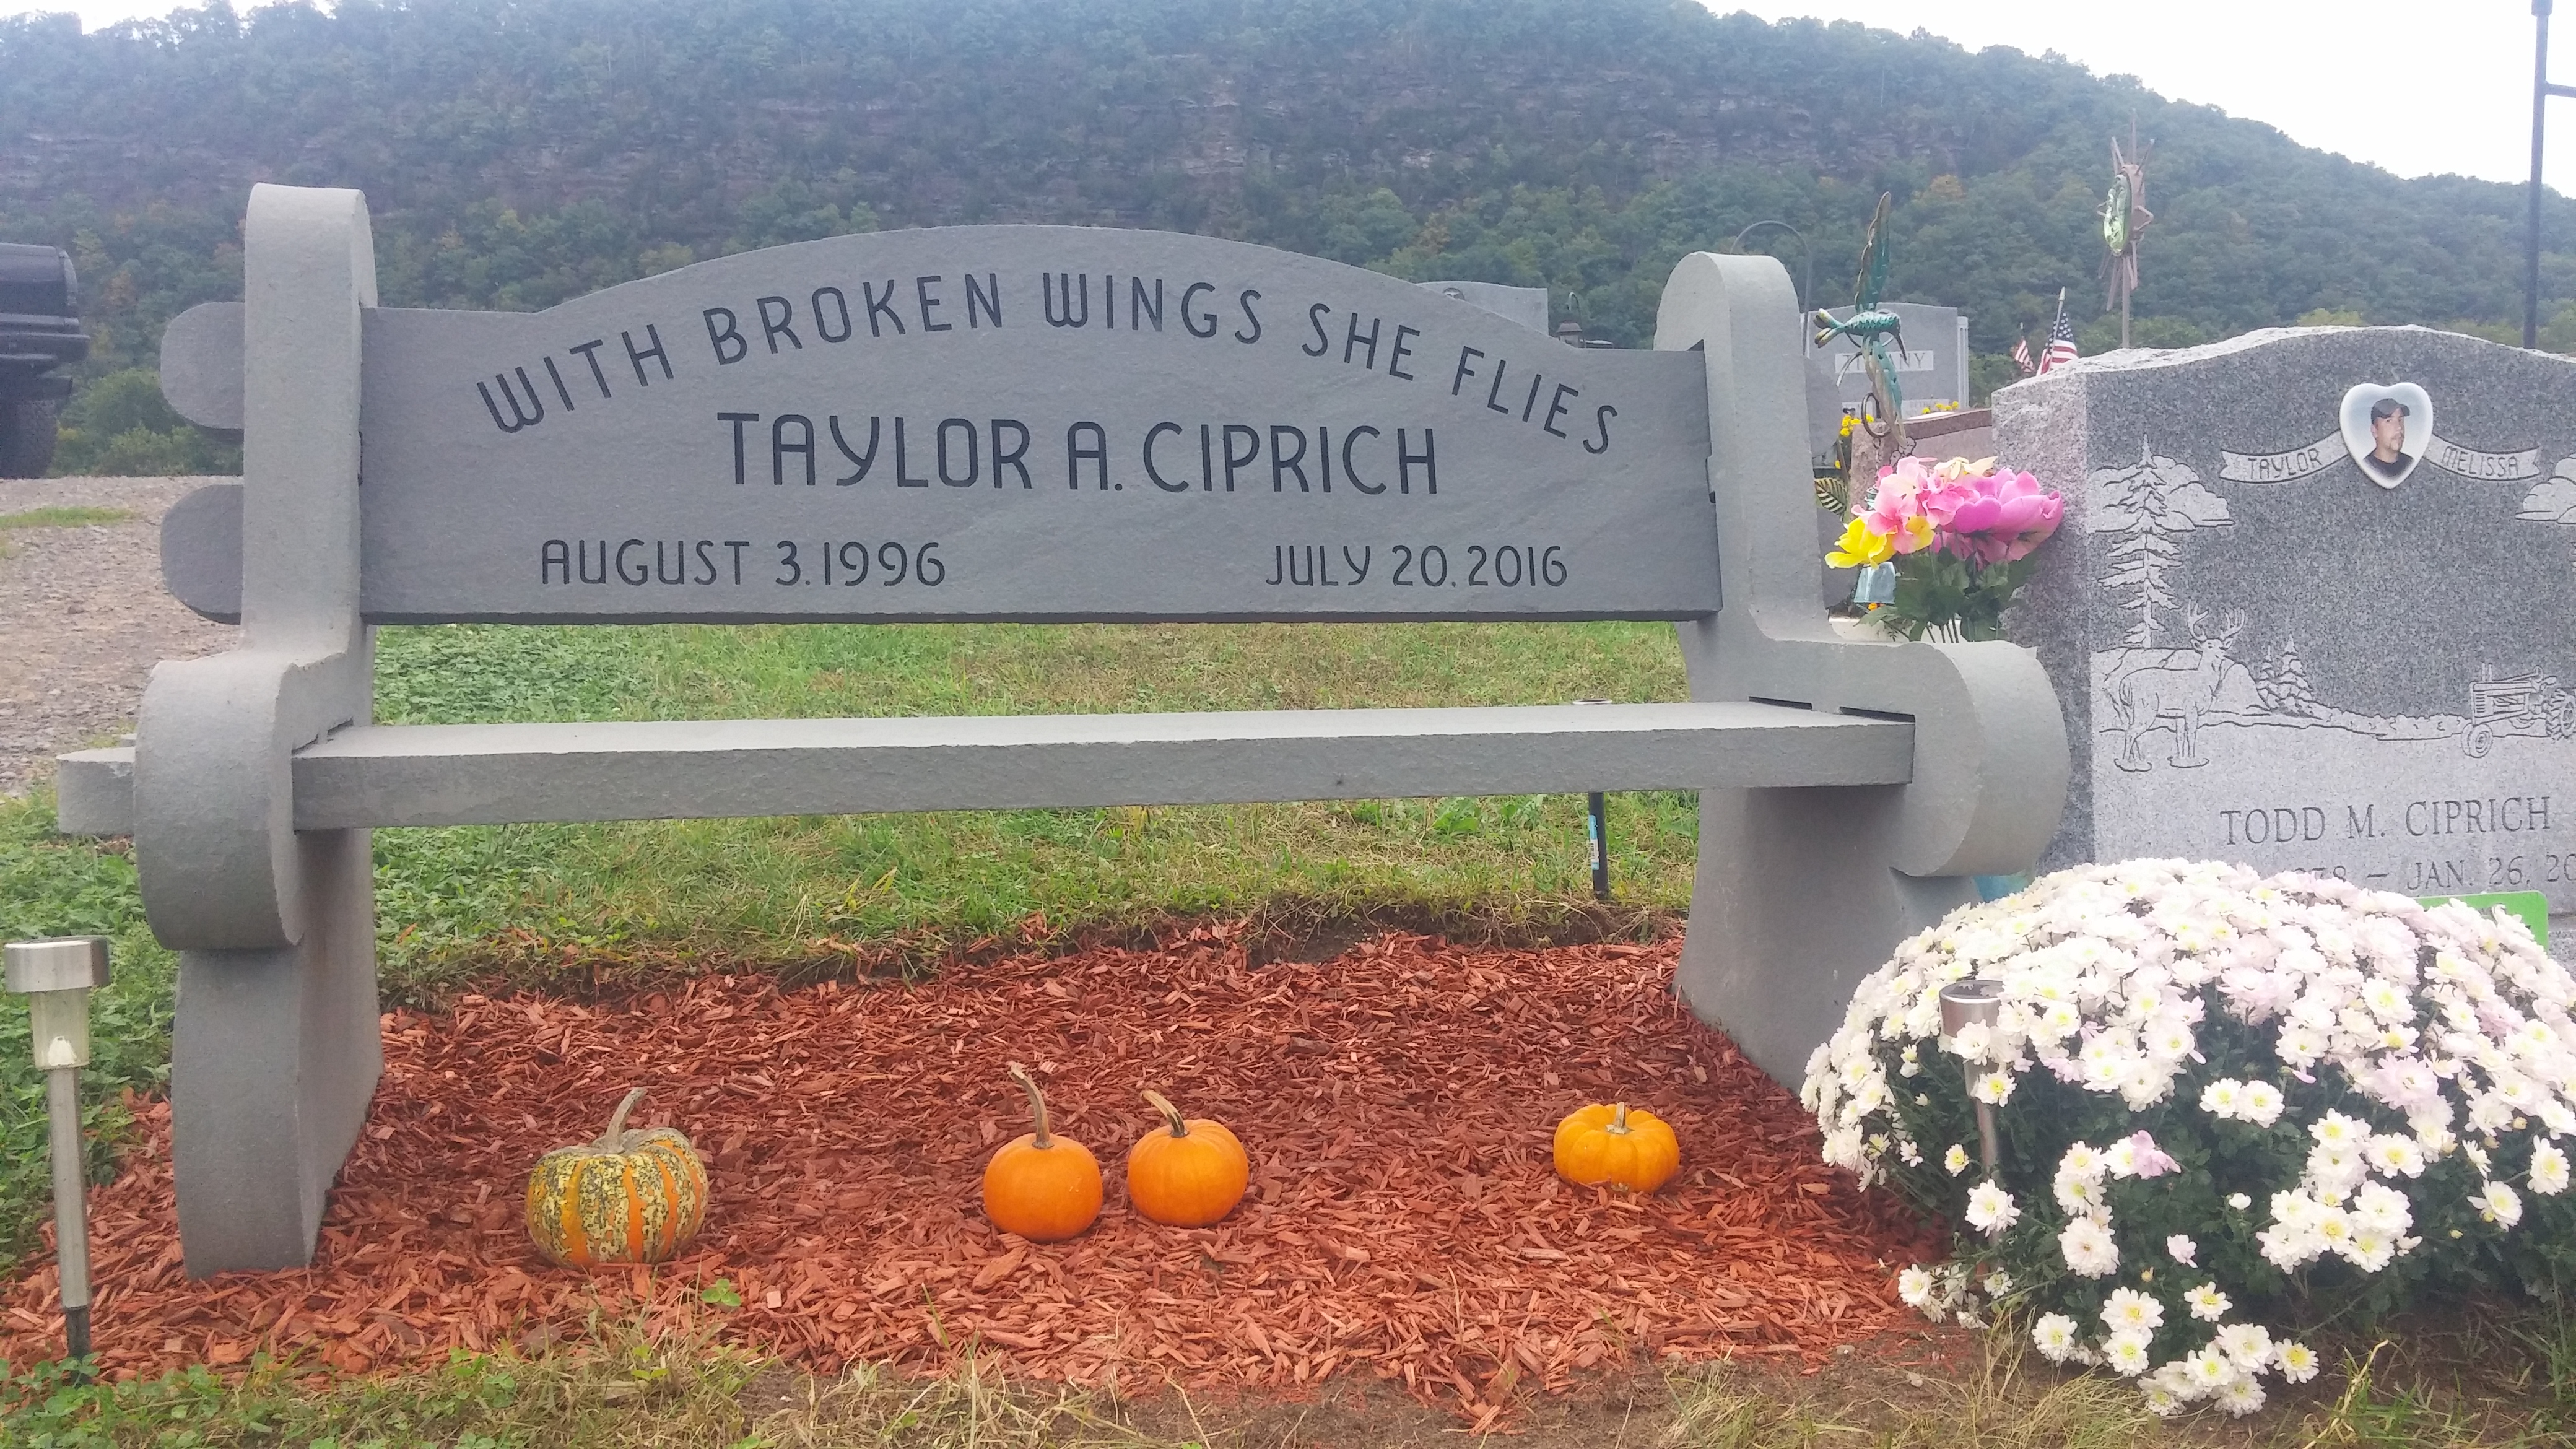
[1826,515,1894,568]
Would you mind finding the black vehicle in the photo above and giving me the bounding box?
[0,243,90,477]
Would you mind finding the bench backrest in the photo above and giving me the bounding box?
[160,225,1720,628]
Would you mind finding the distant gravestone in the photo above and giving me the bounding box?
[1998,326,2576,934]
[1805,301,1970,461]
[1416,280,1551,335]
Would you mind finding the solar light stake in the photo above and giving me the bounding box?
[1938,978,2005,1173]
[6,937,110,1375]
[1586,791,1611,902]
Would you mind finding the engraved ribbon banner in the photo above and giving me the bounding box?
[2219,433,2540,484]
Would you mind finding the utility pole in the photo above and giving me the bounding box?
[2531,2,2576,347]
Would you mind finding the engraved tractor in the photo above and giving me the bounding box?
[2107,606,2246,771]
[2464,664,2576,758]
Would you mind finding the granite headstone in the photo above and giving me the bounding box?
[1998,326,2576,941]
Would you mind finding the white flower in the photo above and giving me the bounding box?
[2278,1024,2327,1068]
[2060,1217,2120,1277]
[2345,1229,2400,1273]
[2103,1330,2154,1377]
[1965,1183,2020,1236]
[1951,1020,1995,1063]
[1944,1143,1970,1175]
[2534,1140,2572,1196]
[2351,1182,2412,1237]
[2276,1339,2321,1383]
[1970,1069,2015,1105]
[2166,1233,2198,1266]
[2365,1133,2427,1178]
[2031,1312,2081,1364]
[2057,1141,2107,1181]
[2239,1081,2287,1127]
[1897,1264,1938,1312]
[2199,1078,2245,1118]
[2217,1323,2274,1369]
[2215,1374,2267,1416]
[1983,1268,2013,1297]
[2183,1344,2237,1391]
[2479,1179,2525,1228]
[2227,1192,2252,1211]
[2101,1287,2164,1334]
[2053,1172,2107,1216]
[2310,1111,2369,1150]
[2183,1282,2230,1321]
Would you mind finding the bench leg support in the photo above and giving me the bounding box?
[171,828,380,1276]
[1677,785,1975,1084]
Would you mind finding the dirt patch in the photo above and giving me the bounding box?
[2,929,1937,1427]
[0,476,238,796]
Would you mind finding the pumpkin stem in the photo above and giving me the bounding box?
[1008,1062,1055,1150]
[1142,1089,1189,1137]
[599,1086,648,1147]
[1608,1102,1632,1135]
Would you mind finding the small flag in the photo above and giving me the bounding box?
[2011,336,2035,376]
[2039,288,2079,374]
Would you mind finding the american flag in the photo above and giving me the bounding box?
[2037,289,2079,374]
[2011,336,2035,376]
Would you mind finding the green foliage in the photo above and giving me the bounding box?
[46,369,237,477]
[0,796,175,1273]
[1887,553,2037,643]
[7,0,2576,404]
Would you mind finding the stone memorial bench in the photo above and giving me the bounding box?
[50,186,2068,1275]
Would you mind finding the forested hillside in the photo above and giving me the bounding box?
[7,0,2576,461]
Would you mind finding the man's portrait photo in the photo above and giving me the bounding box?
[2339,381,2432,489]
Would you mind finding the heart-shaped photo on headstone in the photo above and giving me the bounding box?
[2339,381,2432,489]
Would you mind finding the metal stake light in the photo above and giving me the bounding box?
[6,936,110,1372]
[1938,977,2005,1173]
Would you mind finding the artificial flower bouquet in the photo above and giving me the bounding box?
[1803,860,2576,1417]
[1826,455,2064,641]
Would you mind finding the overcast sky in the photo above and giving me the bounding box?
[15,1,2576,195]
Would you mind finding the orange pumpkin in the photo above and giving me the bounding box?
[982,1063,1103,1242]
[524,1087,708,1268]
[1125,1089,1249,1227]
[1552,1102,1679,1193]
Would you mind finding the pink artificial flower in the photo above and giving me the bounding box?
[1865,461,1940,555]
[1885,457,2065,565]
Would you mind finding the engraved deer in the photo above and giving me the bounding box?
[2108,605,2245,770]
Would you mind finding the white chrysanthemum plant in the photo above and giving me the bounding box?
[1801,860,2576,1417]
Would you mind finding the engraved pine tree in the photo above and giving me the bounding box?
[2255,634,2322,718]
[2087,450,2234,647]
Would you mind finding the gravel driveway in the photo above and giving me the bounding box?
[0,476,239,797]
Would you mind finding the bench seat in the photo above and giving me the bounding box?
[54,700,1908,834]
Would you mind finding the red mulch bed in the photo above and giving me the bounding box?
[0,927,1939,1426]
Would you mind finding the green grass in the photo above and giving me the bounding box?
[0,507,129,531]
[0,807,175,1273]
[362,620,1702,994]
[0,507,130,557]
[9,1316,2576,1447]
